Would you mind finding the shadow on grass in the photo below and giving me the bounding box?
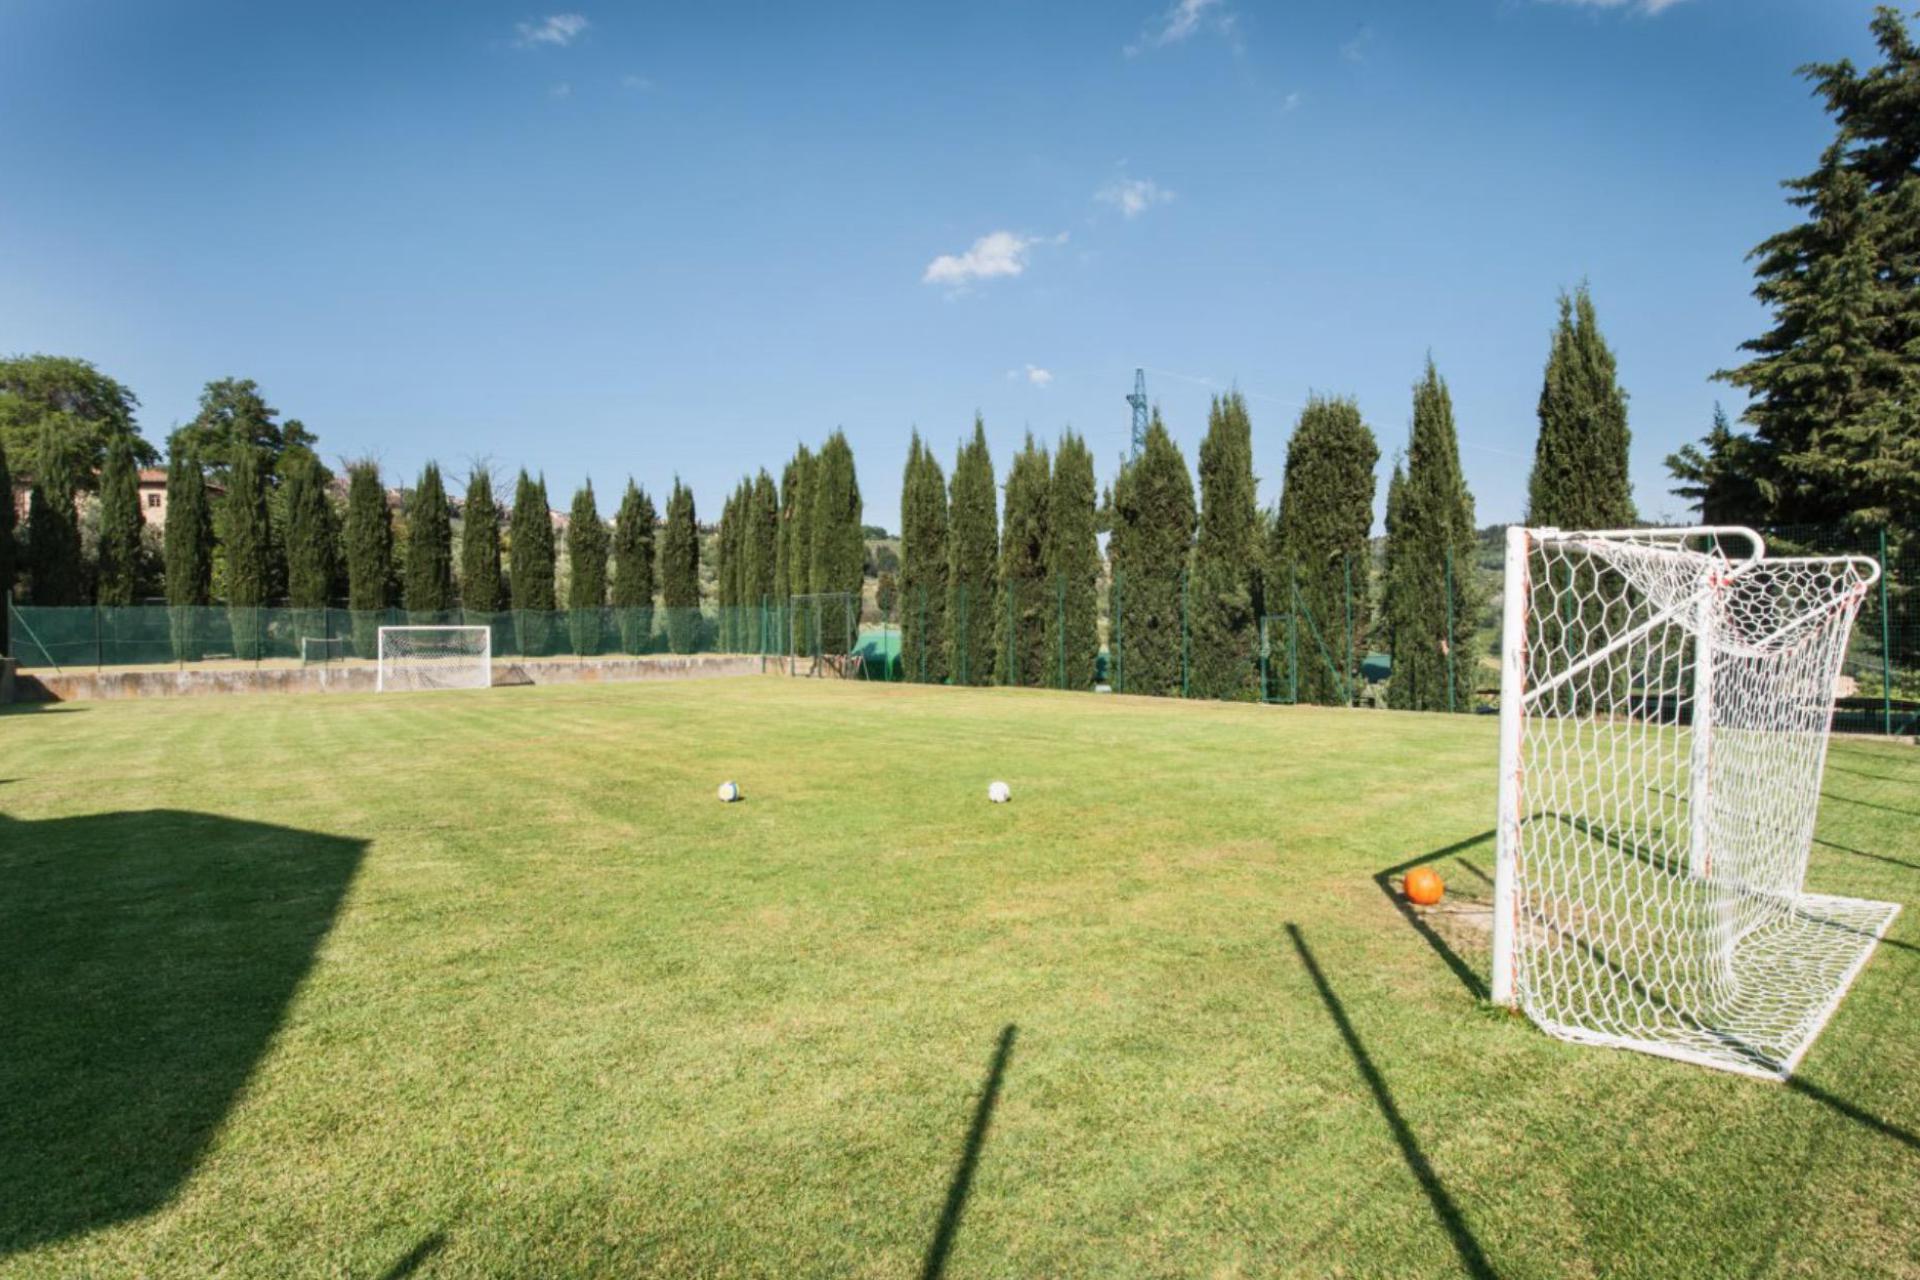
[0,810,365,1257]
[1823,762,1916,786]
[920,1024,1016,1280]
[0,703,88,715]
[1787,1077,1920,1153]
[1821,790,1920,820]
[1814,837,1920,873]
[1287,925,1498,1279]
[1375,832,1495,1001]
[376,1231,448,1279]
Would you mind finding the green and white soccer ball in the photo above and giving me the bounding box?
[987,780,1011,804]
[717,781,740,803]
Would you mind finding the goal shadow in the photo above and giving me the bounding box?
[1374,832,1498,1001]
[0,809,365,1257]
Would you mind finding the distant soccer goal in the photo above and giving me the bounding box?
[300,635,349,665]
[1490,525,1898,1078]
[376,626,492,693]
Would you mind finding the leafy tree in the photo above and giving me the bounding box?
[96,434,144,607]
[283,451,337,618]
[1189,392,1261,700]
[876,571,898,618]
[0,354,152,478]
[611,480,657,653]
[780,446,814,652]
[1710,7,1920,551]
[947,418,999,685]
[1110,413,1196,697]
[1526,286,1634,529]
[995,433,1050,686]
[1665,404,1767,525]
[566,481,608,654]
[0,438,13,654]
[404,463,454,615]
[744,470,779,650]
[345,461,393,657]
[25,422,86,606]
[1383,360,1480,712]
[509,471,556,654]
[661,478,700,653]
[1271,396,1378,705]
[169,378,318,481]
[163,446,214,660]
[808,431,864,655]
[461,469,503,615]
[899,431,950,683]
[223,445,273,658]
[1045,429,1100,691]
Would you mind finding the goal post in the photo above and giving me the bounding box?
[376,625,492,693]
[1491,525,1898,1078]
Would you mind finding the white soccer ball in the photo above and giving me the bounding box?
[987,780,1011,804]
[717,781,740,803]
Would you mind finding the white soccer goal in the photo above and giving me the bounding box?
[376,625,492,693]
[1490,525,1898,1078]
[300,635,348,665]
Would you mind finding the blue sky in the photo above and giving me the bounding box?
[0,0,1888,529]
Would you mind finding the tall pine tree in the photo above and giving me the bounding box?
[1384,359,1479,713]
[611,480,657,653]
[25,422,84,606]
[566,481,608,654]
[508,471,556,654]
[282,451,336,629]
[461,469,503,615]
[899,431,950,684]
[808,431,864,655]
[947,418,999,685]
[1111,412,1196,697]
[744,470,779,652]
[1045,429,1100,691]
[995,433,1050,687]
[163,444,214,660]
[1271,396,1378,705]
[1527,286,1634,529]
[405,462,454,615]
[1189,392,1261,700]
[345,461,393,658]
[223,444,272,658]
[96,433,144,607]
[661,478,700,653]
[781,446,815,653]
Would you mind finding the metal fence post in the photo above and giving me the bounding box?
[1445,546,1457,714]
[1343,552,1354,708]
[1288,564,1299,705]
[1879,526,1893,736]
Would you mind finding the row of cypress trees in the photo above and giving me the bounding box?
[721,431,865,656]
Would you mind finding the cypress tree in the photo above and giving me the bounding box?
[1381,458,1408,701]
[461,469,503,615]
[163,444,214,659]
[223,444,272,657]
[1045,429,1100,691]
[345,461,393,658]
[1384,360,1480,713]
[781,446,815,652]
[744,470,779,651]
[995,433,1050,686]
[898,432,950,684]
[808,431,864,655]
[715,486,736,647]
[566,480,608,654]
[96,433,144,607]
[611,480,656,653]
[1271,396,1379,705]
[1110,412,1197,697]
[508,470,556,654]
[0,438,13,655]
[947,418,999,686]
[25,422,84,606]
[404,462,454,615]
[1526,286,1634,528]
[283,450,336,653]
[661,477,700,653]
[1189,392,1261,700]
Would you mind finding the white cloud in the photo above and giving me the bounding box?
[1095,176,1175,219]
[621,73,655,91]
[515,14,589,48]
[1282,91,1302,112]
[549,81,573,98]
[922,231,1064,289]
[1024,365,1054,387]
[1125,0,1235,56]
[1341,23,1374,62]
[1535,0,1690,12]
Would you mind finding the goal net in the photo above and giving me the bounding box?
[1490,526,1898,1078]
[376,626,492,693]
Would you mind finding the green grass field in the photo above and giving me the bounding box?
[3,678,1917,1278]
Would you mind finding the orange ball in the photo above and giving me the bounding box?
[1404,866,1445,906]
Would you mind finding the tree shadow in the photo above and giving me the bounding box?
[0,810,365,1257]
[1814,837,1920,873]
[1821,790,1920,820]
[375,1231,448,1279]
[1287,925,1498,1279]
[0,703,88,715]
[1785,1077,1920,1154]
[1374,832,1496,1000]
[920,1024,1016,1280]
[1822,763,1915,786]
